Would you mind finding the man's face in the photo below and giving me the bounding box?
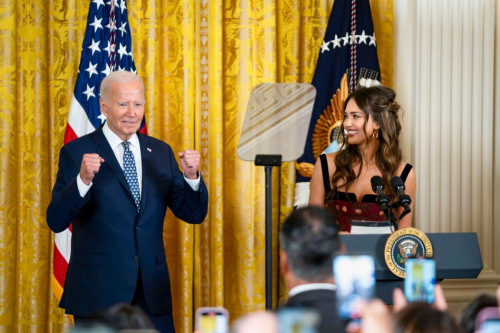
[99,80,145,141]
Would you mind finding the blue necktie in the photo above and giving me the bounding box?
[122,141,141,212]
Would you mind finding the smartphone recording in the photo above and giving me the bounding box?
[404,258,436,303]
[333,255,375,319]
[195,307,229,333]
[277,307,320,333]
[475,307,500,333]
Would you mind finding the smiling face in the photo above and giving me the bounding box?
[343,98,378,147]
[99,79,145,141]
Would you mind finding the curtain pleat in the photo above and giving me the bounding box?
[412,0,495,267]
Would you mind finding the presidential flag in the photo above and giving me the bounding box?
[52,0,146,301]
[294,0,380,206]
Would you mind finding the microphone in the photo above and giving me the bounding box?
[371,175,398,231]
[370,176,389,210]
[390,176,412,213]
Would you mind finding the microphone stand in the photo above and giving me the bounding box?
[397,206,411,223]
[388,200,411,231]
[374,192,398,232]
[384,203,398,232]
[371,176,404,233]
[390,177,412,230]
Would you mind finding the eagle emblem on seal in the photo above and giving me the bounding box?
[397,240,418,264]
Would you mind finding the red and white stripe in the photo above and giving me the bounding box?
[52,95,93,300]
[109,1,117,70]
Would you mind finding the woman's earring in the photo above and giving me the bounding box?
[372,129,379,139]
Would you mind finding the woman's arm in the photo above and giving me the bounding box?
[396,168,416,229]
[308,157,326,207]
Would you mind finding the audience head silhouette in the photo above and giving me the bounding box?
[394,302,464,333]
[280,207,340,284]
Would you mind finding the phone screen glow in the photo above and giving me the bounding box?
[404,258,436,303]
[200,313,228,333]
[480,320,500,333]
[277,307,320,333]
[333,255,375,319]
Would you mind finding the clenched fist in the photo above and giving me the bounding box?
[178,149,200,180]
[80,153,105,185]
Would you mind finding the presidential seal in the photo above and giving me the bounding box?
[384,228,433,278]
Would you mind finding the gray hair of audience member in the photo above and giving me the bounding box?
[94,303,156,331]
[279,207,340,282]
[100,71,145,103]
[394,302,464,333]
[459,293,498,333]
[231,311,278,333]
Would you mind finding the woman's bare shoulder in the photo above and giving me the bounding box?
[325,151,338,164]
[397,161,415,174]
[323,152,339,176]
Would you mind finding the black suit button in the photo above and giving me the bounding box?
[69,207,78,215]
[136,227,140,231]
[133,256,139,262]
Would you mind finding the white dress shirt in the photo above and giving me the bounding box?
[288,283,337,298]
[77,122,200,197]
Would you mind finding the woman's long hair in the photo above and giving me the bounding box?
[330,86,403,201]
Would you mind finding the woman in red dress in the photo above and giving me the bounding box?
[309,86,416,232]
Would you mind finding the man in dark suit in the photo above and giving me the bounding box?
[47,70,208,333]
[279,207,346,333]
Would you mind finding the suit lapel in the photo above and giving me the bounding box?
[138,132,152,217]
[93,126,135,201]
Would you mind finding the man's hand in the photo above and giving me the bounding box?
[178,149,200,180]
[348,299,392,333]
[80,153,104,185]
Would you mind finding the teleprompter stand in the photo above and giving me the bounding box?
[237,83,317,309]
[255,154,282,310]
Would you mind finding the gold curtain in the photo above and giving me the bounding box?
[0,0,392,332]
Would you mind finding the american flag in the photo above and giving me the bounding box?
[52,0,146,301]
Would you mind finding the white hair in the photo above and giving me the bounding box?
[100,70,145,102]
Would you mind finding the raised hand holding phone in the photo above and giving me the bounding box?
[393,284,448,313]
[404,258,436,303]
[475,307,500,333]
[333,255,375,320]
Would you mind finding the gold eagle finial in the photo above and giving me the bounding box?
[296,74,349,178]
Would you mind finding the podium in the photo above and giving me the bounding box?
[340,233,484,304]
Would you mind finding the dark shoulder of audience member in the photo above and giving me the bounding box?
[460,293,498,333]
[280,207,340,281]
[70,324,116,333]
[394,302,464,333]
[94,303,156,331]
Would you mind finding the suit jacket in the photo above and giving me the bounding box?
[281,288,347,333]
[47,126,208,317]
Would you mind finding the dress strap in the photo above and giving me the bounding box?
[319,154,332,193]
[400,163,413,183]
